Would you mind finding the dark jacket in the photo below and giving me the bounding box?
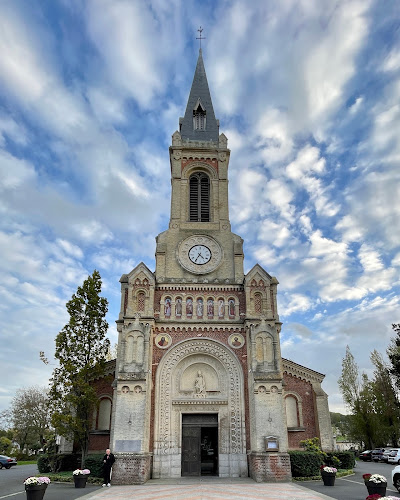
[103,452,115,469]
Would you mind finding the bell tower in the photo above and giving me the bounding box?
[155,49,244,285]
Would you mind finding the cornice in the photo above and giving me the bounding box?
[282,358,325,384]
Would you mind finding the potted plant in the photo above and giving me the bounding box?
[366,496,398,500]
[23,477,50,500]
[72,468,91,488]
[320,465,337,486]
[363,473,387,496]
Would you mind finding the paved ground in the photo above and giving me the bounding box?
[77,478,336,500]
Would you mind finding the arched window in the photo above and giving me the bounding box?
[189,173,210,222]
[97,398,112,430]
[254,293,262,314]
[285,396,299,428]
[137,292,145,311]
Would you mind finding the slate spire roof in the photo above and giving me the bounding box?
[179,49,219,142]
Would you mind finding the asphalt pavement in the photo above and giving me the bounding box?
[0,464,99,500]
[298,459,400,500]
[2,459,400,500]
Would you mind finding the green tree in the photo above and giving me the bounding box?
[49,270,109,466]
[10,386,51,453]
[388,324,400,388]
[338,346,379,448]
[370,349,400,446]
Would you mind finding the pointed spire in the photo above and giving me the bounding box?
[180,49,219,142]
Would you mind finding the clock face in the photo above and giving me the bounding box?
[188,245,211,264]
[177,235,223,274]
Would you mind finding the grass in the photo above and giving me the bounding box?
[17,461,38,466]
[292,469,354,481]
[46,471,102,484]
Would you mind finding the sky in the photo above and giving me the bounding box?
[0,0,399,416]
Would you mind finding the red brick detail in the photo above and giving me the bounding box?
[181,159,218,172]
[248,452,292,482]
[89,433,110,453]
[112,454,152,484]
[283,372,319,448]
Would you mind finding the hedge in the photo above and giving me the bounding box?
[326,451,355,469]
[37,453,81,473]
[288,451,323,477]
[37,453,104,477]
[84,454,104,478]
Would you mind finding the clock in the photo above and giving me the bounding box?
[177,235,223,274]
[188,245,211,264]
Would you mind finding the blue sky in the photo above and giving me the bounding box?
[0,0,399,415]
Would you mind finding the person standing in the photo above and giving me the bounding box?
[102,448,115,487]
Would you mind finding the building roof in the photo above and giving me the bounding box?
[179,49,219,142]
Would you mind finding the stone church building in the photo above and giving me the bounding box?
[89,49,333,484]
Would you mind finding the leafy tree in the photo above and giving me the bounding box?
[7,386,51,453]
[48,270,109,466]
[388,324,400,388]
[0,436,12,455]
[370,349,400,446]
[338,346,379,448]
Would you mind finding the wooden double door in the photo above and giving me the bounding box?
[181,414,218,476]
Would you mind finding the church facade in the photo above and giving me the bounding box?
[89,50,333,484]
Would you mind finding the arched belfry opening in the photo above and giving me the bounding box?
[189,172,210,222]
[193,98,206,130]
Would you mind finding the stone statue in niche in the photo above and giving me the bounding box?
[186,298,193,316]
[194,370,206,398]
[175,298,182,316]
[197,298,203,317]
[218,299,224,318]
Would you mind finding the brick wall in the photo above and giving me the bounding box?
[283,372,319,448]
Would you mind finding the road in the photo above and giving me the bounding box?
[299,459,400,500]
[2,460,400,500]
[0,464,100,500]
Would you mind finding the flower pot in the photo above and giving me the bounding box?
[365,482,387,496]
[25,484,47,500]
[321,471,336,486]
[73,475,89,488]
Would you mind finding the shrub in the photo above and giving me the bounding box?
[84,454,104,478]
[326,451,355,469]
[289,451,323,477]
[37,455,51,473]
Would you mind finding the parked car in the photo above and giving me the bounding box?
[0,455,17,469]
[388,449,400,465]
[392,464,400,491]
[372,448,387,462]
[383,449,399,463]
[359,450,372,461]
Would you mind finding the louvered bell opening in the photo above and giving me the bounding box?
[189,176,199,221]
[200,176,210,221]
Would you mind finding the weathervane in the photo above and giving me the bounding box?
[196,26,206,48]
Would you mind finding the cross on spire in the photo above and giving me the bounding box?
[196,26,206,49]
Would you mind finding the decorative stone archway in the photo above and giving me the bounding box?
[152,338,247,478]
